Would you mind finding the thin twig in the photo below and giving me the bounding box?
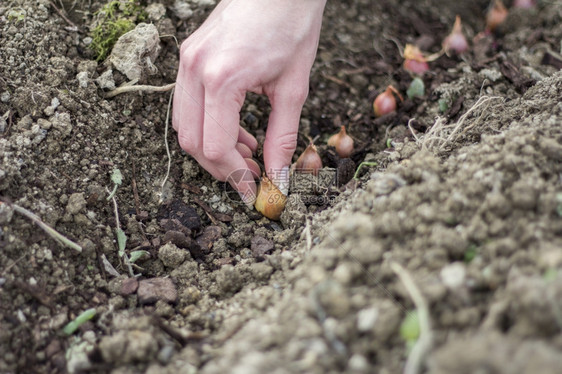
[48,0,78,31]
[105,83,175,98]
[160,90,174,203]
[390,262,433,374]
[7,202,82,252]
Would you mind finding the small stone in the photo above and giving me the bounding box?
[357,307,379,332]
[138,277,177,304]
[120,278,139,296]
[440,262,466,289]
[109,23,161,82]
[162,230,192,249]
[1,91,10,103]
[195,226,222,251]
[250,235,274,257]
[95,69,116,90]
[66,193,86,215]
[76,71,89,88]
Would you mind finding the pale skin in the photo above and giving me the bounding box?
[172,0,327,204]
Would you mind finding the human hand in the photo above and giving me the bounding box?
[172,0,326,205]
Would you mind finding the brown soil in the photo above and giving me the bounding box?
[1,0,561,373]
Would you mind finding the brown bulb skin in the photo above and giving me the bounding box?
[328,126,354,158]
[486,0,508,32]
[295,143,322,175]
[373,88,397,117]
[403,44,429,75]
[513,0,534,8]
[254,176,287,220]
[443,16,468,54]
[403,59,430,74]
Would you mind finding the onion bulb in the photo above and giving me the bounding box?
[486,0,508,32]
[254,175,287,220]
[513,0,535,8]
[373,85,404,117]
[327,126,354,158]
[403,44,429,74]
[295,142,322,175]
[443,15,468,54]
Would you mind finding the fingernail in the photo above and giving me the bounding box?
[273,166,290,196]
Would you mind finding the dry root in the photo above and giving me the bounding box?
[413,95,503,152]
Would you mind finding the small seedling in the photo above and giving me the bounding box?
[353,162,378,180]
[407,78,425,99]
[63,308,96,335]
[107,168,123,201]
[129,250,150,263]
[115,226,127,258]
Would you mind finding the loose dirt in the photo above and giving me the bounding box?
[1,0,561,373]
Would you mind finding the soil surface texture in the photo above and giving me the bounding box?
[1,0,561,373]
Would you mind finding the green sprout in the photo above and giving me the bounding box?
[63,308,97,335]
[116,227,127,258]
[353,161,378,180]
[407,78,425,99]
[90,0,147,61]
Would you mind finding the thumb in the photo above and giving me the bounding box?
[263,86,307,194]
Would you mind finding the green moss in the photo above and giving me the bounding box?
[90,0,147,61]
